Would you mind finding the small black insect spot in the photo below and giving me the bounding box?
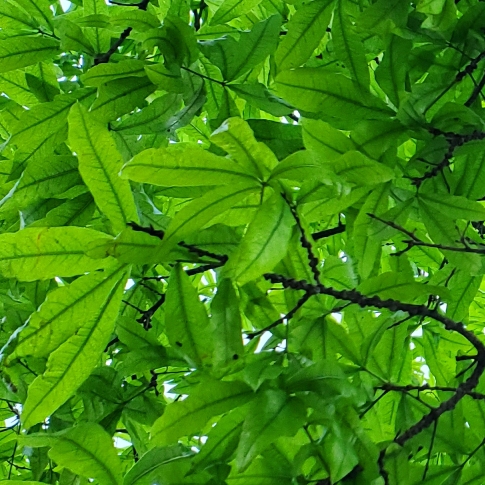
[175,341,183,347]
[233,354,239,360]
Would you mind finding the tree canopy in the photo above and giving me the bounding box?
[1,0,485,483]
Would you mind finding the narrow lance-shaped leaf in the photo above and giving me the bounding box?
[121,145,258,187]
[275,0,334,72]
[14,0,54,29]
[274,69,393,121]
[160,181,260,254]
[111,93,182,134]
[151,378,253,446]
[352,183,390,280]
[48,423,122,485]
[164,264,212,368]
[211,0,263,26]
[211,278,245,366]
[224,193,294,285]
[375,35,412,107]
[86,228,165,265]
[21,265,128,427]
[332,0,369,91]
[418,191,485,221]
[81,60,147,87]
[9,88,95,170]
[89,76,157,124]
[123,446,190,485]
[0,156,82,213]
[0,0,38,30]
[0,36,59,73]
[200,15,281,82]
[192,408,246,470]
[236,390,307,471]
[0,227,110,282]
[11,264,128,359]
[68,103,139,234]
[211,117,278,179]
[302,118,356,160]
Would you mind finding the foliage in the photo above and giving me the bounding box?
[2,0,485,484]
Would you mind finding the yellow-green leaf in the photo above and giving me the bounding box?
[22,266,128,427]
[0,227,110,282]
[68,103,139,234]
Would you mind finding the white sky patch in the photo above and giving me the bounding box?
[114,436,132,449]
[331,312,342,323]
[125,278,135,290]
[60,0,72,11]
[163,381,178,399]
[411,327,423,337]
[255,331,272,353]
[420,364,430,380]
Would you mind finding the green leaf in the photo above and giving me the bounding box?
[332,0,369,90]
[302,118,356,160]
[89,76,157,123]
[229,83,294,117]
[418,191,485,221]
[329,151,395,186]
[164,264,212,368]
[358,271,449,304]
[111,9,160,32]
[55,18,95,55]
[160,181,260,253]
[211,0,263,26]
[227,457,293,485]
[200,15,281,82]
[13,0,54,30]
[352,183,390,280]
[224,194,294,285]
[11,264,127,359]
[211,117,278,179]
[87,227,165,265]
[0,227,110,282]
[121,144,258,186]
[247,119,304,160]
[0,155,82,213]
[275,0,334,72]
[151,378,253,445]
[0,0,38,30]
[123,446,190,485]
[446,270,482,322]
[21,265,128,427]
[320,423,359,482]
[268,150,337,184]
[236,390,306,471]
[274,69,393,121]
[211,278,245,366]
[9,89,94,170]
[192,409,246,470]
[111,93,182,134]
[68,103,139,233]
[375,35,412,107]
[418,200,482,274]
[0,36,59,73]
[0,71,39,106]
[81,60,147,87]
[48,423,122,485]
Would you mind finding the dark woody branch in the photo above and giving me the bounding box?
[263,270,485,448]
[411,130,485,187]
[369,214,485,256]
[378,383,485,401]
[95,0,150,64]
[312,223,346,241]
